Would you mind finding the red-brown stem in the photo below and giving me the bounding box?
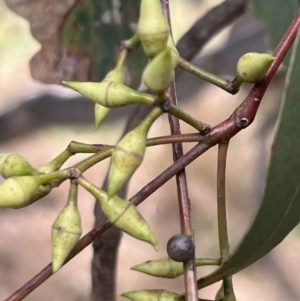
[147,133,205,146]
[5,8,300,301]
[161,1,198,301]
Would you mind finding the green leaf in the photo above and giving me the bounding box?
[198,29,300,290]
[62,0,147,86]
[249,0,298,65]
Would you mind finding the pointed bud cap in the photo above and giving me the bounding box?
[121,289,184,301]
[143,49,175,92]
[78,179,158,249]
[237,52,275,84]
[103,49,126,84]
[131,256,184,278]
[63,81,154,108]
[52,182,81,272]
[138,0,170,57]
[102,194,158,250]
[0,154,39,178]
[95,104,111,130]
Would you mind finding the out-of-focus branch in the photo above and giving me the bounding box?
[176,0,248,62]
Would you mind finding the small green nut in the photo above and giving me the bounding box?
[63,81,155,108]
[108,108,162,197]
[137,0,170,58]
[142,48,175,92]
[0,176,47,209]
[237,52,275,84]
[52,182,81,273]
[0,154,39,178]
[121,289,184,301]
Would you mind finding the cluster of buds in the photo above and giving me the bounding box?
[0,153,71,209]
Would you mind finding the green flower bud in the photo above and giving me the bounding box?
[63,81,155,108]
[104,48,126,84]
[78,178,158,249]
[94,49,127,130]
[131,256,217,278]
[237,52,275,84]
[142,49,175,92]
[108,108,162,197]
[0,176,47,209]
[52,181,81,273]
[137,0,170,58]
[0,154,39,178]
[121,289,184,301]
[131,256,184,278]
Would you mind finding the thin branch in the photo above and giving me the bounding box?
[176,0,248,63]
[217,143,230,260]
[217,142,235,299]
[161,1,199,301]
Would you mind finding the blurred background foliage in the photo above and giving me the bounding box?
[0,1,300,301]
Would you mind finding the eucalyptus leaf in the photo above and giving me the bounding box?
[198,29,300,289]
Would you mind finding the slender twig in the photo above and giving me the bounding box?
[178,58,239,94]
[161,1,199,301]
[176,0,248,63]
[217,143,230,260]
[217,142,235,299]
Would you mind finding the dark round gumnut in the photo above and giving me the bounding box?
[166,234,195,262]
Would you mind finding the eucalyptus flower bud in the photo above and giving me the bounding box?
[142,49,175,92]
[52,181,81,273]
[94,49,127,129]
[237,52,275,84]
[0,176,46,208]
[63,81,155,108]
[78,178,158,249]
[131,257,218,278]
[131,256,184,278]
[121,289,184,301]
[0,153,39,178]
[108,108,162,197]
[137,0,170,58]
